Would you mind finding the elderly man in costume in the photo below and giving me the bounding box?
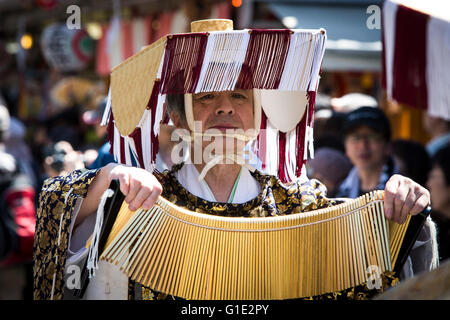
[33,20,437,300]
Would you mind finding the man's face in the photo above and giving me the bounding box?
[190,89,255,158]
[344,125,388,171]
[191,89,254,133]
[427,166,450,215]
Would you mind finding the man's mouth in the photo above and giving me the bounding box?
[208,124,239,133]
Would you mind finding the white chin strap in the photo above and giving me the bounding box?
[199,153,255,181]
[182,91,262,181]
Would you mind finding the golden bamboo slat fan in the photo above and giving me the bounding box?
[100,193,399,299]
[73,180,430,300]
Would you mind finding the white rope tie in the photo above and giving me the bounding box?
[197,152,255,182]
[173,128,256,181]
[86,188,114,279]
[306,125,314,160]
[101,87,112,126]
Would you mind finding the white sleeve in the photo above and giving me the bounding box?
[409,217,440,273]
[66,198,97,265]
[64,198,129,300]
[400,217,439,280]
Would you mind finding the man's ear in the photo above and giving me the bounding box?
[170,111,182,128]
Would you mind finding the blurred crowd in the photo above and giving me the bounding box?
[0,91,115,300]
[0,88,449,300]
[307,92,450,268]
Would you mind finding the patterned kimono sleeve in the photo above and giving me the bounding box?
[297,178,339,212]
[33,168,100,300]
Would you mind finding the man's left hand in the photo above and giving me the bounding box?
[383,174,430,224]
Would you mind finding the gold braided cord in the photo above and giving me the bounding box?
[100,190,411,300]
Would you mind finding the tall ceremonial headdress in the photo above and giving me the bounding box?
[102,19,326,183]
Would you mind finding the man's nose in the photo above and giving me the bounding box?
[215,95,235,115]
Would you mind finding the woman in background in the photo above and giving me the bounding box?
[427,144,450,262]
[391,139,431,187]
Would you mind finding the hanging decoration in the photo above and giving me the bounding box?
[40,23,94,72]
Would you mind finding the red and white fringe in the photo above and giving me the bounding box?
[236,29,291,90]
[160,33,208,94]
[427,16,450,120]
[195,30,250,93]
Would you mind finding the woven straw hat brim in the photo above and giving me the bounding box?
[110,37,166,136]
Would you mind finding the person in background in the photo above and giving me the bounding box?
[307,147,352,198]
[46,104,84,151]
[312,93,333,141]
[313,93,352,154]
[325,92,378,149]
[82,149,99,168]
[42,141,85,178]
[4,117,39,191]
[337,106,438,278]
[313,112,347,154]
[391,139,431,188]
[81,97,115,169]
[336,106,396,198]
[330,93,378,114]
[422,113,450,157]
[0,104,36,300]
[427,144,450,262]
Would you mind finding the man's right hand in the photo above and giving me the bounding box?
[109,164,162,211]
[77,163,162,227]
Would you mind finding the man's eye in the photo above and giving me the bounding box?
[197,94,215,101]
[231,93,246,99]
